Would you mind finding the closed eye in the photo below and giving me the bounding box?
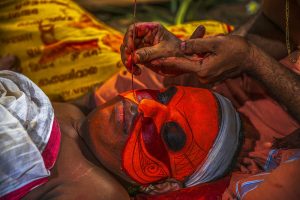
[161,121,186,152]
[157,86,177,105]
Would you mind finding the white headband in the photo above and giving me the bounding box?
[185,92,241,187]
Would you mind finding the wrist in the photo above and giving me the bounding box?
[242,42,260,75]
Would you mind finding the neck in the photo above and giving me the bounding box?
[76,118,104,167]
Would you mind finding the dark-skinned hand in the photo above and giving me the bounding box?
[150,35,251,83]
[120,22,206,75]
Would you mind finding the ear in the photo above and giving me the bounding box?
[140,179,183,195]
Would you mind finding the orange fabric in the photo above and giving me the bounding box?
[120,86,219,184]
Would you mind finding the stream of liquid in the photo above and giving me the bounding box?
[131,0,138,102]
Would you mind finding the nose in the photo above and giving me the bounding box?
[138,99,169,121]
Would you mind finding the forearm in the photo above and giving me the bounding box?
[246,43,300,122]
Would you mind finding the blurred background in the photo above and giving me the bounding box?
[76,0,261,32]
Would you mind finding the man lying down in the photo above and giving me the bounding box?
[0,70,299,200]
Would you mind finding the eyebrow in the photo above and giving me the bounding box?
[157,86,177,105]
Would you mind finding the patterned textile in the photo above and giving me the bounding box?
[235,149,300,199]
[0,70,60,199]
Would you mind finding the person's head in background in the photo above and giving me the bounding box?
[81,86,244,194]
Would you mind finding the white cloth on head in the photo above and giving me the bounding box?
[185,92,241,187]
[0,70,54,197]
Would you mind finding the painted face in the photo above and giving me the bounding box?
[86,86,219,185]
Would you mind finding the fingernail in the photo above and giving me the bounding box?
[124,47,129,53]
[134,53,140,63]
[133,65,141,75]
[180,42,186,51]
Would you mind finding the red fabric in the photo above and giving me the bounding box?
[42,118,61,169]
[0,178,48,200]
[1,118,61,200]
[135,176,230,200]
[121,86,219,184]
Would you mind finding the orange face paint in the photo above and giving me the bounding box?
[120,86,220,185]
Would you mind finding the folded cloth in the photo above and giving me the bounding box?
[235,149,300,200]
[0,70,61,200]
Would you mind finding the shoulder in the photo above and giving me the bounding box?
[52,102,85,122]
[23,166,131,200]
[52,102,85,138]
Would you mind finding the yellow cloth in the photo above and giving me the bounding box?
[0,0,123,100]
[167,20,234,40]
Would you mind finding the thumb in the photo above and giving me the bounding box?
[181,38,215,55]
[190,25,206,39]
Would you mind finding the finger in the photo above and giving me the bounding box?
[125,55,142,75]
[135,22,159,37]
[147,57,200,75]
[143,28,158,45]
[124,23,149,51]
[239,164,250,173]
[181,38,217,54]
[120,44,136,72]
[133,23,160,48]
[123,24,135,51]
[132,64,142,75]
[120,44,127,66]
[243,158,261,174]
[190,25,206,39]
[134,44,165,63]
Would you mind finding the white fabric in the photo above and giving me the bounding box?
[0,70,54,197]
[185,92,241,187]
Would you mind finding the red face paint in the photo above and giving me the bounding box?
[120,86,220,185]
